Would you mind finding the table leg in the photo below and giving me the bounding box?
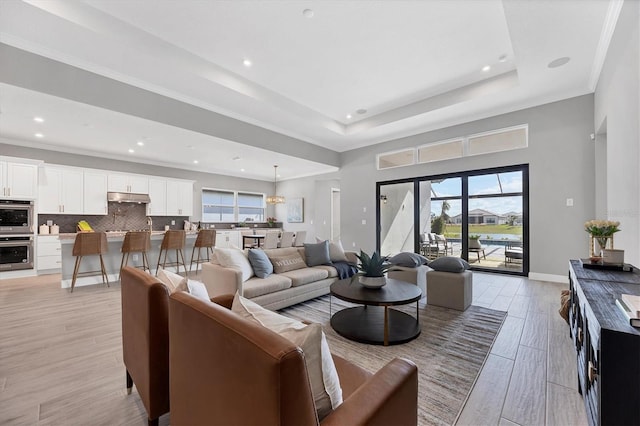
[383,306,389,346]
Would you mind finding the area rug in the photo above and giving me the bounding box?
[279,296,506,426]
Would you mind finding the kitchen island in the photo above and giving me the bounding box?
[57,230,199,289]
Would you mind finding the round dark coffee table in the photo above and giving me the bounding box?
[330,276,422,346]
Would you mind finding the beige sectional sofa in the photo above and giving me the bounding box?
[201,247,357,310]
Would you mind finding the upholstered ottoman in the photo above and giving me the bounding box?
[426,270,472,311]
[387,265,429,296]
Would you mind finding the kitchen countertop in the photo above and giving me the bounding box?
[50,230,200,241]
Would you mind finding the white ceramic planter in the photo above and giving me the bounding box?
[359,276,387,288]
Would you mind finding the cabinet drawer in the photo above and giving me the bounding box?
[37,241,61,256]
[38,255,62,270]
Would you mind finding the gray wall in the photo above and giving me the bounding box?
[594,0,640,266]
[339,95,596,278]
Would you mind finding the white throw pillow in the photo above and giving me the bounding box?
[315,237,348,262]
[187,279,210,301]
[231,293,342,418]
[215,248,254,282]
[157,267,187,293]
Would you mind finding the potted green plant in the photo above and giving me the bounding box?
[355,250,391,288]
[469,234,482,249]
[266,217,277,227]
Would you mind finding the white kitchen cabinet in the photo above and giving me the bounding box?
[38,166,84,214]
[214,230,240,248]
[37,236,61,273]
[166,179,193,216]
[0,161,38,199]
[83,170,108,215]
[107,173,149,194]
[147,178,167,216]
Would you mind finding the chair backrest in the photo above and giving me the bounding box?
[293,230,307,247]
[279,231,294,248]
[160,230,185,250]
[195,229,216,248]
[72,232,108,256]
[121,267,170,420]
[121,231,151,253]
[168,292,318,425]
[263,232,279,249]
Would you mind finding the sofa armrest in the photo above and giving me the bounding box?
[321,357,418,426]
[201,263,243,298]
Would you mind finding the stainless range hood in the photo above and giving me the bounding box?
[107,192,151,204]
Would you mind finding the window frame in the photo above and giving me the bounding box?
[202,187,266,222]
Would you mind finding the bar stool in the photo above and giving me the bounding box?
[119,231,151,279]
[189,229,216,274]
[156,230,187,276]
[71,232,109,293]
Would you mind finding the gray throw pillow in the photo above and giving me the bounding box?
[304,241,331,267]
[389,252,428,268]
[428,256,470,273]
[248,249,274,278]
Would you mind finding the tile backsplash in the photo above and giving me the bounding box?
[39,202,187,233]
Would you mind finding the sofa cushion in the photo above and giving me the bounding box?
[304,241,331,266]
[157,267,187,293]
[316,237,348,262]
[231,293,343,419]
[389,252,428,268]
[186,279,210,301]
[280,267,329,287]
[312,265,338,278]
[215,247,254,282]
[429,256,470,273]
[247,249,273,278]
[242,274,292,298]
[269,252,308,273]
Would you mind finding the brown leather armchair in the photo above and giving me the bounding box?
[121,266,170,426]
[169,292,419,425]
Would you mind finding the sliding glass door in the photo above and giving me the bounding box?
[377,164,528,276]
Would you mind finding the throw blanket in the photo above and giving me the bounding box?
[332,261,358,279]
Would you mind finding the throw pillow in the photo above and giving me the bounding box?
[428,256,470,273]
[157,267,188,293]
[231,293,342,419]
[389,252,428,268]
[214,247,255,282]
[187,279,210,301]
[315,237,348,262]
[247,249,274,278]
[269,252,307,273]
[304,241,331,266]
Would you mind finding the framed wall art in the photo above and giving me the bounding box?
[287,198,304,223]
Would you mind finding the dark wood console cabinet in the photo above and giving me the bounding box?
[568,260,640,426]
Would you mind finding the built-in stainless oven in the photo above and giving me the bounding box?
[0,200,34,235]
[0,235,34,271]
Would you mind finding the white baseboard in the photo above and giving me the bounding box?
[528,272,568,284]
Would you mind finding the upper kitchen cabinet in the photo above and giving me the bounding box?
[0,160,38,199]
[147,178,167,216]
[83,170,108,215]
[166,179,193,217]
[38,166,84,214]
[107,173,149,194]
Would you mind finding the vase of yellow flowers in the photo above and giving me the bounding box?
[584,220,620,258]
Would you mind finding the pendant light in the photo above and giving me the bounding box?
[266,165,285,204]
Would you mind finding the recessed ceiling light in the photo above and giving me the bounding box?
[498,54,508,63]
[346,114,352,119]
[128,149,135,153]
[34,133,44,138]
[240,168,245,172]
[303,8,314,18]
[482,65,491,72]
[137,141,144,146]
[33,117,44,123]
[193,160,198,164]
[243,59,252,67]
[548,57,571,68]
[356,109,367,115]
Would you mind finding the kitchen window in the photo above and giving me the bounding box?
[202,189,265,222]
